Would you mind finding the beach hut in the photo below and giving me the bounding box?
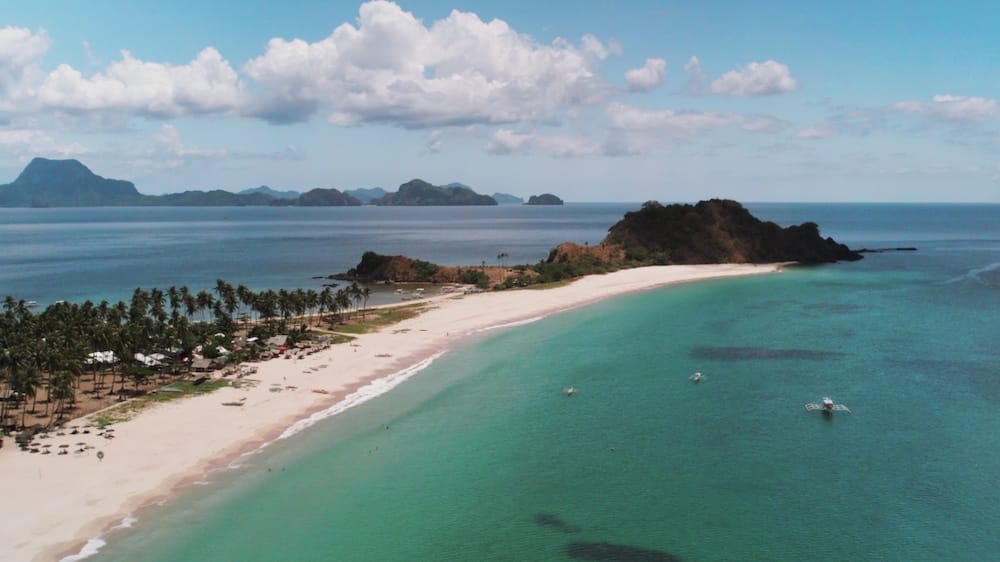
[86,351,118,365]
[191,358,214,373]
[265,335,289,349]
[134,353,165,367]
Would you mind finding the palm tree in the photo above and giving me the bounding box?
[318,287,333,326]
[236,284,254,331]
[195,290,214,322]
[256,290,278,325]
[215,279,237,321]
[48,370,75,426]
[181,286,197,320]
[11,366,41,428]
[335,289,351,322]
[167,286,181,318]
[361,286,372,320]
[348,283,363,319]
[304,289,319,326]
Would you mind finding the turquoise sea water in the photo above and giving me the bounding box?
[84,205,1000,561]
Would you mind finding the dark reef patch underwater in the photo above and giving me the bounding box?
[689,346,846,361]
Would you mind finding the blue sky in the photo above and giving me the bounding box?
[1,0,997,201]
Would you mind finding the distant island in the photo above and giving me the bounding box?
[0,158,502,207]
[238,186,301,200]
[0,158,145,207]
[334,199,862,288]
[373,179,497,206]
[525,193,564,205]
[492,192,524,205]
[344,187,388,204]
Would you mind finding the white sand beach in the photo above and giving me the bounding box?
[0,264,781,561]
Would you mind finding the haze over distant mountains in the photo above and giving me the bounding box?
[238,186,301,200]
[0,158,561,207]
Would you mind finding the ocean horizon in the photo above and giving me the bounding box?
[39,203,996,561]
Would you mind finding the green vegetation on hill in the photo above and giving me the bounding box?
[344,187,387,203]
[492,192,524,205]
[297,188,361,206]
[525,193,564,205]
[0,158,144,207]
[604,199,861,264]
[334,199,862,291]
[238,186,301,199]
[0,158,498,208]
[375,179,497,206]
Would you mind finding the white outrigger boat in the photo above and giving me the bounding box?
[804,397,850,414]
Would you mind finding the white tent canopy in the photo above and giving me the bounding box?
[86,351,118,364]
[134,353,167,367]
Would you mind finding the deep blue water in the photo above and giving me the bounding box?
[5,203,996,561]
[0,204,632,306]
[3,203,995,308]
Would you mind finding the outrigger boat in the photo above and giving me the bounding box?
[805,397,850,414]
[690,372,703,383]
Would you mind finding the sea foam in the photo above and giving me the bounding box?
[59,515,137,561]
[277,351,445,441]
[465,315,544,335]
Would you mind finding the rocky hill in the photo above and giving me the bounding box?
[375,179,497,206]
[597,199,861,264]
[0,158,367,207]
[526,193,564,205]
[492,192,524,205]
[333,199,861,289]
[155,190,279,206]
[344,187,387,204]
[238,185,300,200]
[0,158,145,206]
[297,188,362,206]
[333,251,490,286]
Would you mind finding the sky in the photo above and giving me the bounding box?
[0,0,998,202]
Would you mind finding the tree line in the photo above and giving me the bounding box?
[0,279,371,431]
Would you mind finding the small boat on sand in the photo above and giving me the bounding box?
[805,397,850,414]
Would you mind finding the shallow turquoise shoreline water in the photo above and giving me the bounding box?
[94,249,1000,561]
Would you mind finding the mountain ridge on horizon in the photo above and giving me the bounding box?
[0,157,546,207]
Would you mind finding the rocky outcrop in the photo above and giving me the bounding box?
[297,188,361,206]
[526,193,564,205]
[0,158,145,207]
[374,179,497,206]
[600,199,862,264]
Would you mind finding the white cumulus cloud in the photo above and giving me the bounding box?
[243,1,614,127]
[485,129,535,154]
[0,26,50,107]
[485,129,600,157]
[710,60,796,96]
[0,128,88,157]
[894,94,999,122]
[37,47,244,118]
[797,126,832,140]
[624,58,666,92]
[609,103,737,131]
[682,55,704,94]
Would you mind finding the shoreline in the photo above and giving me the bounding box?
[0,264,782,562]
